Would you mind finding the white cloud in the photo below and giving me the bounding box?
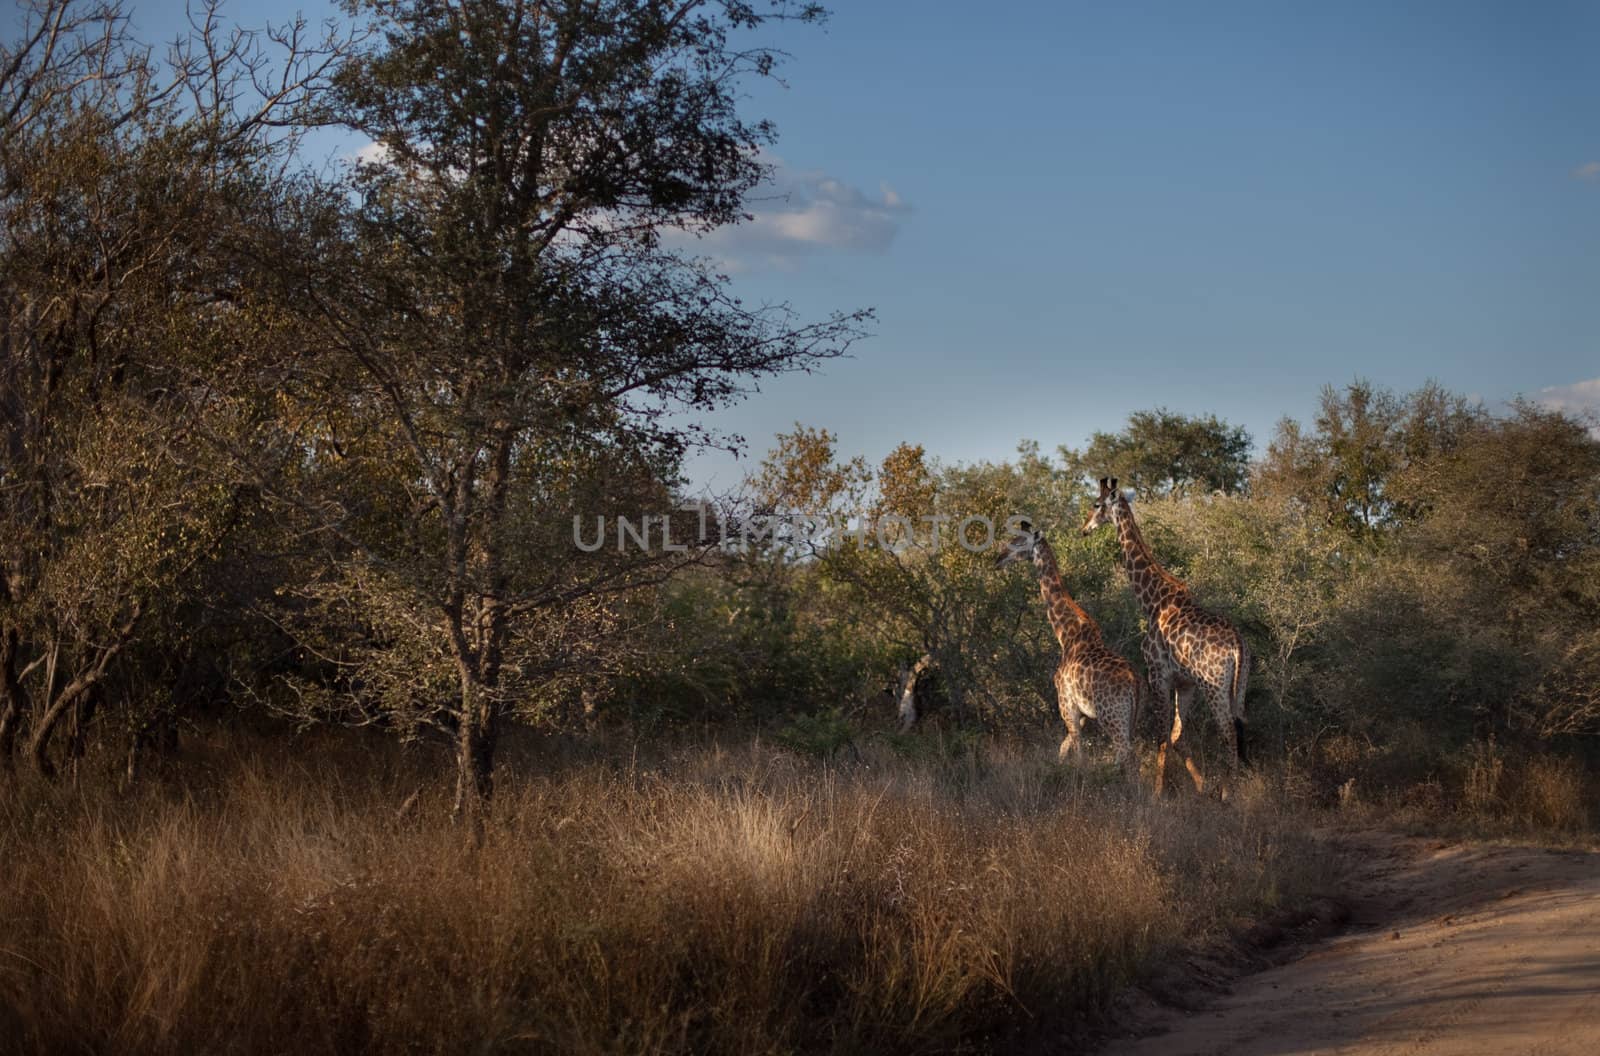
[343,139,467,187]
[339,142,908,273]
[348,140,392,168]
[1536,377,1600,436]
[666,155,911,273]
[1575,161,1600,181]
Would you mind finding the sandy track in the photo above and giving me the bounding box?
[1101,832,1600,1056]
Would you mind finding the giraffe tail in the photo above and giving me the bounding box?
[1231,639,1250,719]
[1230,636,1251,767]
[1131,671,1145,745]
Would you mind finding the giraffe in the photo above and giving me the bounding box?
[1081,478,1250,796]
[996,520,1140,777]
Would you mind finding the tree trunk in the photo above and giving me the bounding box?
[451,664,499,831]
[447,428,513,832]
[0,626,26,764]
[28,603,139,778]
[29,676,96,779]
[897,653,933,730]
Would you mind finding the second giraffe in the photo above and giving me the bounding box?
[1081,478,1251,795]
[996,520,1140,778]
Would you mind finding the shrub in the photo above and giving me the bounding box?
[772,707,857,759]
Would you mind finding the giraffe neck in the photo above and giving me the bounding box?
[1113,500,1186,618]
[1031,537,1094,649]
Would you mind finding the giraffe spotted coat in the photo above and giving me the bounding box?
[1082,480,1251,795]
[997,523,1140,776]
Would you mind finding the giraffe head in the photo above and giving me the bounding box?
[994,519,1044,569]
[1079,477,1126,536]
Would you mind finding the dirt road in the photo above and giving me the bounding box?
[1102,833,1600,1056]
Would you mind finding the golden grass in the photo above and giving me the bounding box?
[1509,754,1590,833]
[0,733,1332,1055]
[1310,732,1597,843]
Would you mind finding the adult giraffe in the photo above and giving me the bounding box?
[1081,478,1250,795]
[996,520,1140,778]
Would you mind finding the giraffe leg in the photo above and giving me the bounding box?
[1058,700,1082,764]
[1154,674,1201,795]
[1152,673,1175,796]
[1172,681,1206,795]
[1144,637,1178,795]
[1106,680,1136,782]
[1205,684,1240,801]
[1114,704,1137,781]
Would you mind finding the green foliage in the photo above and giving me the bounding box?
[301,0,867,810]
[596,565,879,730]
[0,1,869,799]
[1133,494,1345,741]
[1255,380,1485,539]
[772,707,857,759]
[1142,391,1600,754]
[1060,408,1252,499]
[877,724,986,765]
[696,397,1600,771]
[0,0,326,772]
[754,424,871,516]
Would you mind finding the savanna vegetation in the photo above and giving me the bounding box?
[3,2,1598,1053]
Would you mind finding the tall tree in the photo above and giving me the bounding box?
[0,0,344,775]
[1059,408,1251,501]
[1255,380,1483,539]
[251,0,868,818]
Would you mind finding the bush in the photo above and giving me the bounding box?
[772,707,856,759]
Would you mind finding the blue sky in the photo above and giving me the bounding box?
[45,1,1600,489]
[684,1,1600,491]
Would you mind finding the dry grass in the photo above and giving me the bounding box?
[1508,754,1590,833]
[1313,732,1597,843]
[0,732,1332,1055]
[1462,740,1507,815]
